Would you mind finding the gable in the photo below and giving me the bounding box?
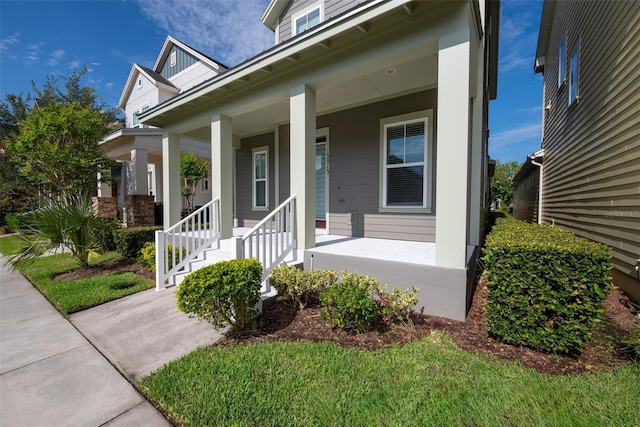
[159,45,199,79]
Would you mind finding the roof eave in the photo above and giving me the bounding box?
[534,0,555,74]
[261,0,288,31]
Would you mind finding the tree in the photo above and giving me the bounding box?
[180,153,209,214]
[2,67,119,205]
[6,102,115,203]
[490,160,520,207]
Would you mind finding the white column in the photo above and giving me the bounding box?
[162,131,181,229]
[290,84,316,249]
[469,35,484,247]
[129,148,149,195]
[211,114,234,239]
[435,28,472,268]
[97,171,112,197]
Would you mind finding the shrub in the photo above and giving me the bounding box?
[138,242,187,273]
[378,286,419,325]
[269,265,337,309]
[176,259,263,333]
[320,282,379,332]
[91,216,121,251]
[482,217,612,353]
[113,226,161,258]
[4,213,20,233]
[621,324,640,362]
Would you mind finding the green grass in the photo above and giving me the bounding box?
[0,235,25,256]
[15,252,155,315]
[141,332,640,427]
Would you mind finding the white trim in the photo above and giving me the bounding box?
[252,145,269,210]
[379,109,433,211]
[132,102,151,128]
[558,34,566,88]
[137,76,143,89]
[274,127,280,206]
[153,36,225,74]
[568,39,579,105]
[170,51,177,67]
[316,127,330,231]
[292,2,324,36]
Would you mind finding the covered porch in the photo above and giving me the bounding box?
[143,0,494,320]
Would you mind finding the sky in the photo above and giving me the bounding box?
[0,0,543,164]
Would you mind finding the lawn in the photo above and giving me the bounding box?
[10,251,155,315]
[141,332,640,427]
[0,234,25,256]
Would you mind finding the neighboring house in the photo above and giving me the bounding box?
[142,0,500,321]
[97,36,226,225]
[514,0,640,301]
[512,149,543,223]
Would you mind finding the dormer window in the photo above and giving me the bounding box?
[293,3,322,36]
[170,51,177,67]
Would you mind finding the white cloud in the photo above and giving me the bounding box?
[498,0,542,73]
[133,0,273,67]
[46,49,66,66]
[0,33,20,59]
[490,122,541,155]
[23,43,42,64]
[68,59,82,70]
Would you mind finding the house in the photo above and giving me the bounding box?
[96,36,227,226]
[142,0,500,321]
[513,0,640,301]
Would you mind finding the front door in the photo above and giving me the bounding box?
[315,134,328,228]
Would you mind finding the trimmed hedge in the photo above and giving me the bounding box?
[176,259,263,333]
[482,217,612,353]
[113,226,162,258]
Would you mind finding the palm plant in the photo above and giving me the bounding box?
[11,197,102,267]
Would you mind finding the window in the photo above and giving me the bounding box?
[253,147,268,209]
[293,4,322,35]
[170,51,177,67]
[558,36,566,87]
[137,76,142,89]
[568,42,579,104]
[132,104,150,128]
[202,170,209,191]
[380,111,431,209]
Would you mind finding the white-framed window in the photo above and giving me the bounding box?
[292,3,323,36]
[132,103,150,128]
[137,76,143,89]
[170,51,177,67]
[252,146,268,210]
[380,110,433,210]
[202,169,209,191]
[558,36,566,87]
[568,41,579,105]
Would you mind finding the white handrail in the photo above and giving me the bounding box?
[156,198,220,290]
[233,195,297,290]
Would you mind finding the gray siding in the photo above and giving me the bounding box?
[236,132,276,227]
[235,91,438,241]
[540,0,640,296]
[513,168,540,224]
[278,0,359,44]
[160,45,198,79]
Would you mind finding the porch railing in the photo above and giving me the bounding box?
[155,198,220,290]
[232,195,297,292]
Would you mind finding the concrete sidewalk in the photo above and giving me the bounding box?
[0,245,226,426]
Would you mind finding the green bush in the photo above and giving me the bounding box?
[91,216,121,251]
[320,282,379,332]
[269,265,337,309]
[482,217,612,353]
[176,259,263,333]
[4,213,20,233]
[138,242,187,273]
[113,226,161,258]
[621,324,640,362]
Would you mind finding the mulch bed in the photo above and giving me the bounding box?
[222,280,638,375]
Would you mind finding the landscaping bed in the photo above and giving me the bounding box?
[221,279,637,375]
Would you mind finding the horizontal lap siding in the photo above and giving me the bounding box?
[514,168,540,223]
[236,133,275,226]
[278,0,360,43]
[318,90,438,242]
[541,1,640,284]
